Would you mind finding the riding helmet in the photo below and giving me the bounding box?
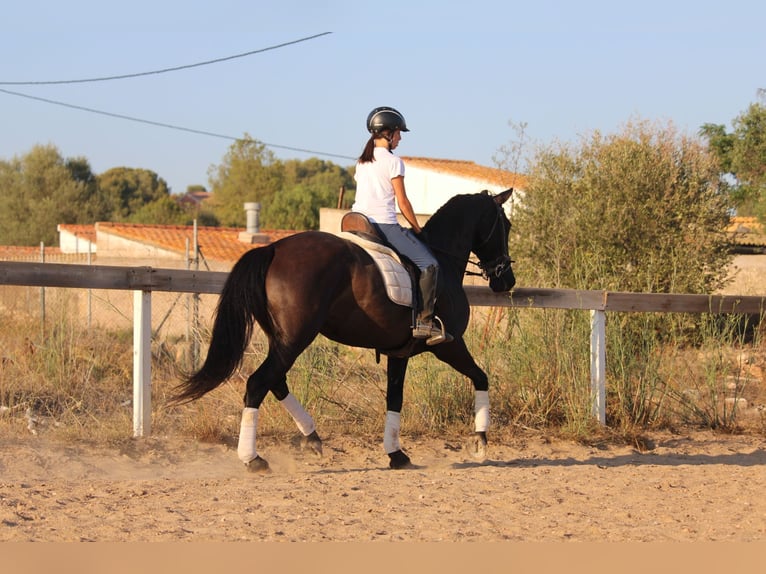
[367,106,410,134]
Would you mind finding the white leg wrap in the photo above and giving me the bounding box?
[237,407,259,463]
[474,390,490,432]
[280,393,316,436]
[383,411,402,454]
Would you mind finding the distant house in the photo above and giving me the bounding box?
[57,224,97,255]
[723,217,766,296]
[726,216,766,254]
[55,221,297,270]
[177,189,211,209]
[400,156,526,216]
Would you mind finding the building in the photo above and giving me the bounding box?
[724,216,766,295]
[320,156,526,234]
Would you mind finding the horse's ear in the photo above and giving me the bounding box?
[494,188,514,205]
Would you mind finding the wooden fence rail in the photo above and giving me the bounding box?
[2,261,765,436]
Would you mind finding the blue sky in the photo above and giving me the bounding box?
[1,0,763,194]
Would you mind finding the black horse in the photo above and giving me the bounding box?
[172,189,515,471]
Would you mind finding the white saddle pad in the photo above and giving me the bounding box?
[338,232,413,308]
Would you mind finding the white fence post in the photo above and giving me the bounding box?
[133,290,152,437]
[590,309,606,424]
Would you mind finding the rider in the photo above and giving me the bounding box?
[352,106,452,346]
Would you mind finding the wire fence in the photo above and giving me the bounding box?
[0,247,220,372]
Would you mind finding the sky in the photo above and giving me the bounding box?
[1,0,764,195]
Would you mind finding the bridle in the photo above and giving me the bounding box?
[468,201,513,280]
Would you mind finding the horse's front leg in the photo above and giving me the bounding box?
[385,356,413,469]
[431,338,490,461]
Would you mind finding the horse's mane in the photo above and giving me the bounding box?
[422,192,490,235]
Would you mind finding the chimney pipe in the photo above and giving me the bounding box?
[244,202,260,234]
[239,202,269,244]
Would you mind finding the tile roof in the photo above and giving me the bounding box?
[726,216,766,247]
[96,222,299,262]
[401,156,527,189]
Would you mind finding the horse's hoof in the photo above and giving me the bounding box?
[244,455,270,474]
[466,432,488,461]
[388,449,413,469]
[301,430,323,457]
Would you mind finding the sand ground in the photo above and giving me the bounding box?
[1,429,764,542]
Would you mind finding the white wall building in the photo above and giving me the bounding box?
[321,156,526,233]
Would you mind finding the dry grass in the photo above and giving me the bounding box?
[1,305,765,447]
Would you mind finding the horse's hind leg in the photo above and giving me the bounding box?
[237,348,321,472]
[271,376,322,457]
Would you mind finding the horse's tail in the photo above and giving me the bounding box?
[170,245,275,404]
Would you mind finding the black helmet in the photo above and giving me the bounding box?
[367,106,410,134]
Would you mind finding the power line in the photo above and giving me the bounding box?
[0,32,332,85]
[0,87,356,161]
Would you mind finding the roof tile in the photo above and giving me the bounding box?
[401,156,527,189]
[96,222,299,262]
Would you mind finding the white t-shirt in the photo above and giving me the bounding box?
[352,146,405,224]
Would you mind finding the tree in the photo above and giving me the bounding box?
[128,195,190,225]
[0,145,108,245]
[97,167,171,221]
[263,158,355,229]
[508,120,735,428]
[206,138,355,229]
[513,119,733,294]
[700,99,766,219]
[207,136,284,227]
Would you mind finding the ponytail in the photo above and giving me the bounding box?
[358,130,393,163]
[358,135,376,163]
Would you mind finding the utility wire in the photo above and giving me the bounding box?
[0,32,332,85]
[0,87,356,161]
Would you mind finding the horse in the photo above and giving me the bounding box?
[171,188,516,471]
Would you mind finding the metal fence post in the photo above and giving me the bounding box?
[133,290,152,437]
[590,309,606,424]
[39,242,45,337]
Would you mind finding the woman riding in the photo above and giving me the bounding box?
[352,106,452,346]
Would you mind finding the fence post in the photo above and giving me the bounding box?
[39,242,45,337]
[191,221,200,369]
[590,309,606,424]
[133,290,152,437]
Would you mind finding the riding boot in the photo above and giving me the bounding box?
[412,265,453,345]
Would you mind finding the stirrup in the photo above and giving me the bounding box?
[413,316,453,345]
[426,316,453,346]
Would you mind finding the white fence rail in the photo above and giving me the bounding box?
[2,261,765,435]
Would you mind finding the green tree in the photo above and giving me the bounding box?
[128,195,190,225]
[263,158,355,229]
[509,120,735,429]
[207,138,355,229]
[207,135,284,227]
[513,119,732,294]
[700,99,766,219]
[0,145,108,245]
[97,167,171,221]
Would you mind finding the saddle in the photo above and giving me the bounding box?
[340,213,415,308]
